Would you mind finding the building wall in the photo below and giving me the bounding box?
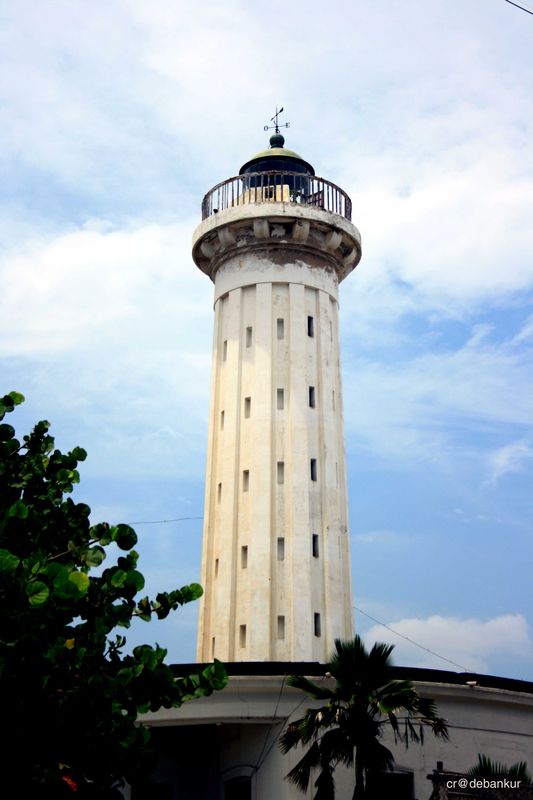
[142,674,533,800]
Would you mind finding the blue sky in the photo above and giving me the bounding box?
[1,0,532,678]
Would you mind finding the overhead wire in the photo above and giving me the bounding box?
[503,0,533,14]
[117,515,472,671]
[254,674,329,774]
[126,516,203,525]
[353,605,471,672]
[254,675,287,772]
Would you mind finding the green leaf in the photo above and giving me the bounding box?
[26,580,50,606]
[124,569,145,592]
[168,583,203,607]
[90,522,112,545]
[0,549,20,575]
[70,446,87,462]
[45,562,67,582]
[110,569,127,588]
[84,546,106,567]
[0,423,15,442]
[8,391,24,406]
[117,664,144,683]
[133,644,166,670]
[203,659,228,691]
[111,524,138,551]
[7,499,29,519]
[0,392,24,420]
[68,571,89,595]
[136,596,152,621]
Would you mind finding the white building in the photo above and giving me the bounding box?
[140,133,533,800]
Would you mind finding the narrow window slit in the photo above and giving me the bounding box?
[314,613,321,637]
[309,386,316,408]
[312,534,319,558]
[244,396,251,418]
[307,316,314,337]
[277,318,285,340]
[239,625,247,648]
[246,326,252,348]
[277,461,285,485]
[243,470,249,492]
[310,458,317,482]
[277,615,285,640]
[277,388,284,410]
[241,546,248,569]
[277,537,285,561]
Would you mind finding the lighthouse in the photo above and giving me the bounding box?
[193,116,361,663]
[142,121,533,800]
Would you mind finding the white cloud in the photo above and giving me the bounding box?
[512,315,533,346]
[0,218,210,355]
[364,613,533,674]
[487,440,533,485]
[344,133,533,316]
[343,325,533,468]
[0,219,215,478]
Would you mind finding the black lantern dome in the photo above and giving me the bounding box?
[239,133,315,177]
[239,131,315,193]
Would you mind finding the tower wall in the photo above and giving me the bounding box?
[193,202,361,662]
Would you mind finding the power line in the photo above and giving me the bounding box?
[254,675,286,772]
[126,521,469,670]
[503,0,533,15]
[126,516,203,525]
[125,518,469,671]
[353,605,471,672]
[254,674,329,773]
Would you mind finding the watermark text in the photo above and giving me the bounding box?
[446,778,522,790]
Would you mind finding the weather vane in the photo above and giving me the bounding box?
[264,106,290,135]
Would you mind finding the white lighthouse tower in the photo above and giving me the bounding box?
[193,118,361,663]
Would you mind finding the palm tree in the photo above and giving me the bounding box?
[279,636,449,800]
[467,754,532,784]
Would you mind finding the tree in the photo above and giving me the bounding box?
[0,391,226,798]
[468,754,532,785]
[280,636,448,800]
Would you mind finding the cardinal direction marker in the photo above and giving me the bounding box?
[263,106,290,135]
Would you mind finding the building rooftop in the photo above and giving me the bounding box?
[170,661,533,696]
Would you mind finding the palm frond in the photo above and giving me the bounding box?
[314,762,336,800]
[357,736,395,774]
[415,696,439,719]
[329,637,402,708]
[280,715,319,751]
[319,727,354,768]
[426,715,449,740]
[285,741,321,793]
[467,754,532,784]
[287,674,336,701]
[280,722,307,754]
[373,684,418,715]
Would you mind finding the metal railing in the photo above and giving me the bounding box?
[201,171,352,221]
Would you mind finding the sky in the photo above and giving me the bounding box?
[1,0,532,680]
